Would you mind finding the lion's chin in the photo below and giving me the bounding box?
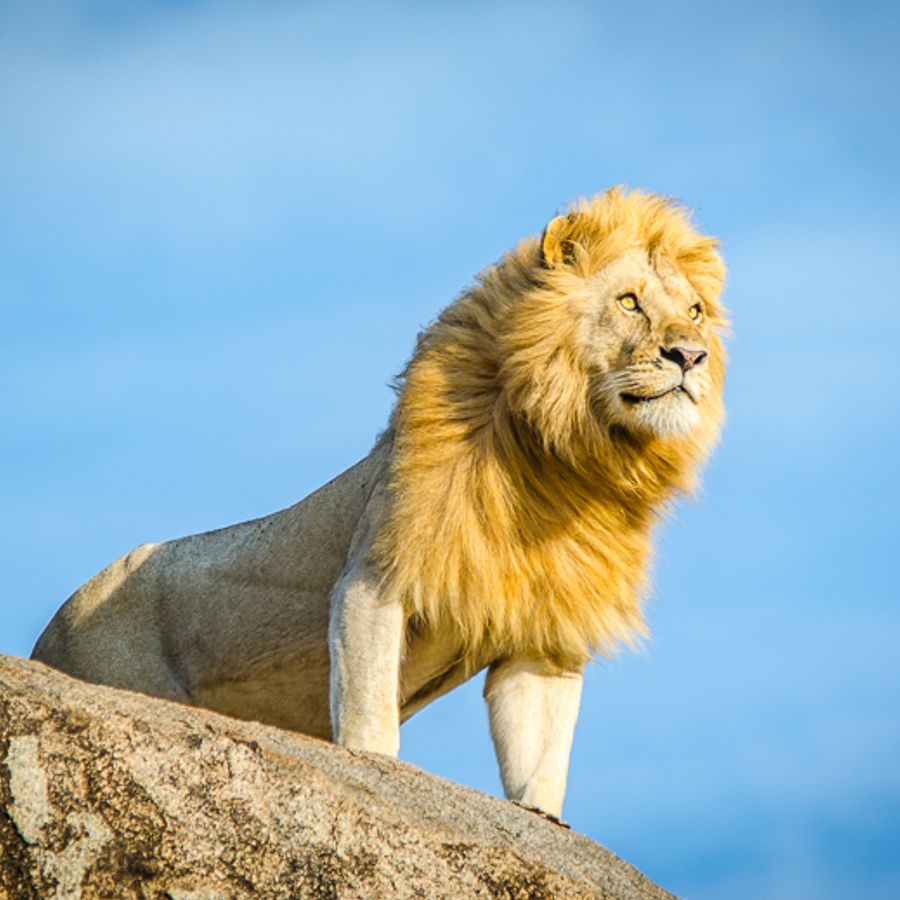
[617,388,701,439]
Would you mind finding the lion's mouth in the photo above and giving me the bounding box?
[620,386,688,405]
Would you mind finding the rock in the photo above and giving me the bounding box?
[0,655,673,899]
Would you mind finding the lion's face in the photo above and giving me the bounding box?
[583,249,718,439]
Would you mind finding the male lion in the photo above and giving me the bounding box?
[33,187,727,819]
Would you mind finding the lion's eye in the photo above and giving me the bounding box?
[688,303,702,321]
[618,293,640,313]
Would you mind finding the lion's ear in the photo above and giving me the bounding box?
[540,214,578,268]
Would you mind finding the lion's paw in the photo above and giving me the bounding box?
[511,800,572,829]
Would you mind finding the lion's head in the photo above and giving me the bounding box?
[499,188,727,465]
[578,248,718,439]
[379,188,727,666]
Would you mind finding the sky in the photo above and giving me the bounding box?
[2,1,899,896]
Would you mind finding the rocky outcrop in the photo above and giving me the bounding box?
[0,655,672,898]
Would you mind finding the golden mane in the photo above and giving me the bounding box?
[373,187,727,669]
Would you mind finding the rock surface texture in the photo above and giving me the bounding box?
[0,655,672,899]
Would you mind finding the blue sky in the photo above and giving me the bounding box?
[2,2,899,896]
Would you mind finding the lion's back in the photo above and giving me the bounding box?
[32,439,392,732]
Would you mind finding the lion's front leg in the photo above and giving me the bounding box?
[484,656,584,820]
[328,560,405,757]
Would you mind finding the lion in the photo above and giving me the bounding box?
[32,187,727,820]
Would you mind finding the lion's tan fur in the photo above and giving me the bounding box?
[376,188,727,669]
[33,188,727,809]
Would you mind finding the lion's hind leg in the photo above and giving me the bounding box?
[31,543,193,705]
[33,607,192,705]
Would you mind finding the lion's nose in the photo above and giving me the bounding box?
[660,346,707,372]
